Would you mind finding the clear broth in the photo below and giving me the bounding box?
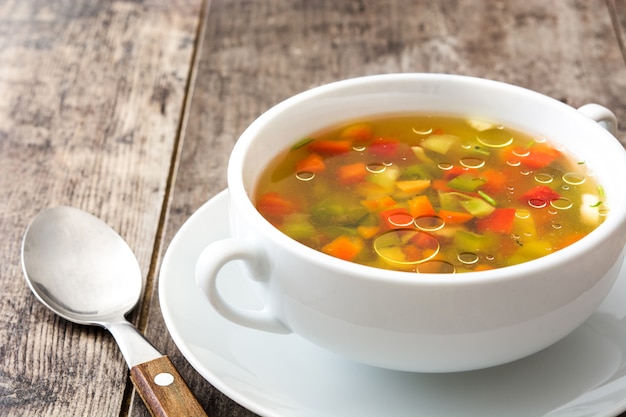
[254,114,607,273]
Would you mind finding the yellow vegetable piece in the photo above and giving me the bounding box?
[395,179,431,194]
[361,195,397,211]
[411,146,433,164]
[420,134,460,155]
[357,225,380,239]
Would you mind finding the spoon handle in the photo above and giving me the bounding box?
[130,355,209,417]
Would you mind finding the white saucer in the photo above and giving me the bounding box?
[160,190,626,417]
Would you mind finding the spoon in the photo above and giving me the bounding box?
[21,206,208,417]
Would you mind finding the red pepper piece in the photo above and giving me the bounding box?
[503,144,562,169]
[379,207,414,230]
[480,169,507,194]
[520,185,560,207]
[443,165,468,180]
[368,137,399,158]
[476,208,517,234]
[523,144,561,169]
[437,209,473,224]
[295,153,326,173]
[256,192,296,221]
[337,162,368,185]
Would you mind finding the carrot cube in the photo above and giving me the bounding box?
[337,162,368,185]
[322,235,364,261]
[308,140,352,155]
[407,195,436,218]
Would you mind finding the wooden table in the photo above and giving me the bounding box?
[2,1,626,416]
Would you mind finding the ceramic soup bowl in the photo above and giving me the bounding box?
[196,73,626,372]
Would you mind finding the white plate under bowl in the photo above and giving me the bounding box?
[160,190,626,417]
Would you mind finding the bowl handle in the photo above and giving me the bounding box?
[195,238,291,334]
[577,103,618,136]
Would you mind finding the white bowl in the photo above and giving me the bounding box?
[196,74,626,372]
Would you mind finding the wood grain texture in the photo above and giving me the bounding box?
[146,1,626,416]
[130,356,208,417]
[0,0,202,416]
[609,0,626,71]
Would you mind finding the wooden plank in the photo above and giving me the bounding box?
[608,0,626,75]
[0,1,202,416]
[151,1,626,416]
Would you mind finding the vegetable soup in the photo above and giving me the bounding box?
[254,114,607,273]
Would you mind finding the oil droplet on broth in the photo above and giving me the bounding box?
[374,230,440,265]
[387,212,415,228]
[513,148,530,157]
[414,215,445,231]
[550,197,573,210]
[562,172,586,185]
[507,159,521,167]
[460,157,485,169]
[417,260,456,274]
[366,163,386,173]
[296,171,315,181]
[528,199,548,209]
[476,128,514,148]
[458,252,479,265]
[534,173,553,184]
[412,127,433,135]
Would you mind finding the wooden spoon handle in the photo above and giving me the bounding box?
[130,355,209,417]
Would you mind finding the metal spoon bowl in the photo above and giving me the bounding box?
[22,206,142,325]
[22,206,208,417]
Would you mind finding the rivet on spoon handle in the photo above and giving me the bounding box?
[130,355,208,417]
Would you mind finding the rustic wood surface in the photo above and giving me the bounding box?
[1,0,626,416]
[0,0,203,416]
